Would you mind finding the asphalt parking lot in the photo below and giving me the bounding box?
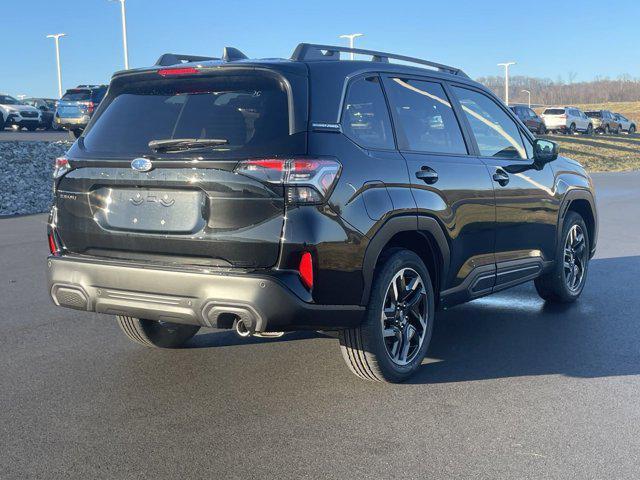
[1,171,639,479]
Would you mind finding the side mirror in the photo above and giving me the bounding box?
[533,139,558,164]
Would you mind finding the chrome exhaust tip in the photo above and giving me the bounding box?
[234,319,252,338]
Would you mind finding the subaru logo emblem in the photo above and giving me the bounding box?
[131,158,153,172]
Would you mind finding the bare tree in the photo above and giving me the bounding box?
[476,75,640,105]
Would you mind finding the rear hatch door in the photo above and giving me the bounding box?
[57,89,93,118]
[55,66,308,269]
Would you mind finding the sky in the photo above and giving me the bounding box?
[3,0,640,98]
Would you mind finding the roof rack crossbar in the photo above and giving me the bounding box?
[155,53,219,67]
[291,43,468,78]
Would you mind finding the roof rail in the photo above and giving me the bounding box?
[291,43,469,78]
[155,53,219,67]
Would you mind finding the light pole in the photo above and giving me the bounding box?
[339,33,363,60]
[46,33,66,98]
[110,0,129,69]
[497,61,516,105]
[521,89,531,108]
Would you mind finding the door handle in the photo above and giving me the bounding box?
[492,169,510,186]
[415,167,438,184]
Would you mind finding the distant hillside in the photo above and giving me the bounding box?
[574,102,640,121]
[478,76,640,106]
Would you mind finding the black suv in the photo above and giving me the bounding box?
[47,44,598,382]
[55,85,108,138]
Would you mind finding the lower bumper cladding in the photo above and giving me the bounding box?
[47,256,364,331]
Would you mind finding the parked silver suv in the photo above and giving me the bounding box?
[0,94,42,131]
[541,106,593,135]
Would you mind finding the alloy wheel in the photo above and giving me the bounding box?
[380,268,428,366]
[564,224,587,292]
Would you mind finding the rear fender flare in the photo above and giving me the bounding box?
[360,215,450,305]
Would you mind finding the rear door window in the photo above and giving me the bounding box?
[451,86,526,160]
[544,108,565,115]
[341,76,394,150]
[384,77,467,154]
[79,74,299,158]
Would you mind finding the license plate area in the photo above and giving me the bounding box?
[91,187,206,234]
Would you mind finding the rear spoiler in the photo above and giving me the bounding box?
[155,48,249,67]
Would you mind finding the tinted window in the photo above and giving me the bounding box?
[342,76,394,149]
[62,90,92,101]
[384,78,466,154]
[527,108,536,118]
[0,95,22,105]
[544,108,565,115]
[585,111,601,118]
[80,74,298,158]
[452,86,526,159]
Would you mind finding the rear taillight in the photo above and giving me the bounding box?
[158,67,200,77]
[234,158,341,205]
[298,252,314,289]
[53,157,70,179]
[560,114,567,119]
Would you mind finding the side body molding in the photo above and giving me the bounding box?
[360,215,450,305]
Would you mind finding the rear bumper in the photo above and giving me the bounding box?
[55,116,89,129]
[47,255,364,331]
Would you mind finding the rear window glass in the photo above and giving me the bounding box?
[543,108,565,115]
[585,111,601,118]
[62,90,92,101]
[79,74,298,158]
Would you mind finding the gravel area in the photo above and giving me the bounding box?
[0,141,71,216]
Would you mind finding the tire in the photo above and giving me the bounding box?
[339,249,435,383]
[604,125,610,135]
[630,125,636,134]
[0,114,5,130]
[69,129,82,140]
[535,211,590,303]
[538,123,546,135]
[568,123,576,135]
[116,316,200,348]
[583,124,593,135]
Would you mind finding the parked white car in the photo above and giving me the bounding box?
[613,113,636,134]
[0,94,42,131]
[541,106,593,135]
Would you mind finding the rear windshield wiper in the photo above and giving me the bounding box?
[148,138,229,153]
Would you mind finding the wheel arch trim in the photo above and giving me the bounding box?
[360,215,450,305]
[558,188,598,257]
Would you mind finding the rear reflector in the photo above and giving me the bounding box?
[299,252,314,289]
[158,67,200,77]
[48,232,58,255]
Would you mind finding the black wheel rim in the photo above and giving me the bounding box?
[564,224,588,292]
[380,268,428,366]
